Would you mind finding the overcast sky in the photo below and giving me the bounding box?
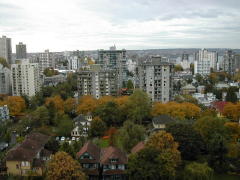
[0,0,240,52]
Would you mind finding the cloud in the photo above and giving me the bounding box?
[0,0,239,52]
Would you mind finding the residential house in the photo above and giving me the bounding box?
[152,115,175,131]
[77,141,100,180]
[131,141,145,154]
[5,132,51,176]
[77,141,128,180]
[211,101,228,117]
[71,114,93,137]
[181,84,196,95]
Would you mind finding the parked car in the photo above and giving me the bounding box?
[56,137,60,141]
[72,137,76,141]
[61,137,65,141]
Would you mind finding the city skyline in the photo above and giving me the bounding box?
[1,0,240,52]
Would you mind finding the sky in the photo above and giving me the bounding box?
[0,0,240,52]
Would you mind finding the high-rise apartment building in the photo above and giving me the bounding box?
[180,53,190,69]
[0,64,11,94]
[39,50,54,73]
[16,42,27,59]
[194,49,218,75]
[0,35,12,64]
[0,105,9,121]
[97,47,127,88]
[11,59,40,97]
[78,65,119,99]
[137,56,174,103]
[223,50,240,75]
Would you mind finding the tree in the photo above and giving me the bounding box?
[76,95,97,115]
[46,151,86,180]
[184,162,213,180]
[152,102,200,120]
[89,116,107,138]
[225,87,238,103]
[64,97,76,114]
[45,138,60,154]
[223,102,240,122]
[0,96,26,117]
[43,68,59,77]
[0,57,10,68]
[195,74,203,84]
[166,123,204,160]
[31,106,50,127]
[56,115,73,137]
[127,80,134,89]
[94,101,122,127]
[45,95,65,115]
[127,89,151,124]
[128,131,181,180]
[117,120,145,152]
[174,64,183,72]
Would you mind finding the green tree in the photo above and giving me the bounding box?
[166,123,204,160]
[60,142,75,158]
[184,162,213,180]
[195,74,203,84]
[127,80,134,89]
[128,147,176,180]
[31,106,50,127]
[117,120,145,152]
[45,138,60,154]
[174,64,184,72]
[94,101,122,127]
[0,57,10,68]
[46,151,86,180]
[226,87,238,103]
[56,115,73,137]
[89,117,107,138]
[127,89,151,124]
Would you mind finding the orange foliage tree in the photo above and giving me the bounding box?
[223,102,240,122]
[45,95,64,114]
[97,96,114,106]
[0,96,26,116]
[64,98,76,114]
[76,95,97,115]
[152,102,201,120]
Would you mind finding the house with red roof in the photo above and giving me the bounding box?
[211,101,228,116]
[77,141,128,180]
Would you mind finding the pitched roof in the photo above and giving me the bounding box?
[76,141,101,163]
[74,114,87,122]
[182,84,196,90]
[6,132,50,161]
[211,101,228,113]
[152,115,175,124]
[131,141,145,154]
[100,146,127,165]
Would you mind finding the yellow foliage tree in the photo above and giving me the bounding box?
[146,131,181,170]
[223,103,240,122]
[152,102,200,120]
[0,96,26,116]
[114,96,129,111]
[76,95,97,115]
[64,98,76,113]
[45,95,65,114]
[46,151,86,180]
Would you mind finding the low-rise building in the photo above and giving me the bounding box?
[77,141,128,180]
[181,84,196,95]
[5,132,51,176]
[43,74,67,86]
[192,93,216,107]
[152,115,175,131]
[71,114,93,137]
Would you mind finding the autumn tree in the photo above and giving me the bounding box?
[97,96,114,106]
[166,123,204,160]
[223,103,240,122]
[89,116,107,138]
[152,102,200,120]
[117,120,145,152]
[174,64,184,72]
[46,151,86,180]
[184,162,213,180]
[128,131,181,179]
[127,89,151,124]
[43,68,59,77]
[0,96,26,117]
[64,97,76,114]
[0,57,10,68]
[76,95,97,115]
[45,95,65,115]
